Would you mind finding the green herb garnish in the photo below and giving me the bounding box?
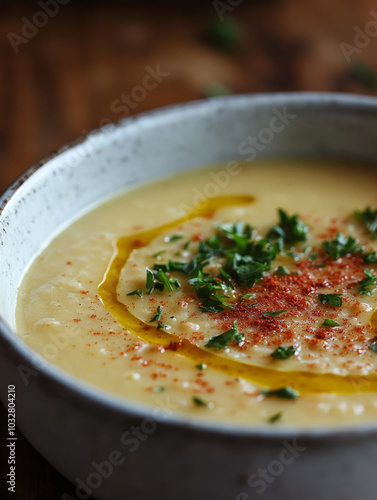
[270,345,295,359]
[193,396,211,407]
[157,323,168,330]
[240,292,256,302]
[146,269,155,294]
[196,363,207,370]
[359,269,377,295]
[165,234,183,242]
[276,266,289,276]
[269,412,283,423]
[323,318,341,327]
[262,310,288,317]
[362,251,377,263]
[150,305,162,322]
[155,269,180,292]
[152,250,166,258]
[318,293,343,307]
[154,386,165,393]
[322,233,360,260]
[205,321,244,349]
[126,288,143,298]
[184,241,190,250]
[267,209,308,244]
[356,207,377,238]
[261,386,299,400]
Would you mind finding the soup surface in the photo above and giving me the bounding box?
[16,160,377,427]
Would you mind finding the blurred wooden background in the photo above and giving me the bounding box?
[1,0,377,498]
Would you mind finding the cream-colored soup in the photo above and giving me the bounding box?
[16,160,377,428]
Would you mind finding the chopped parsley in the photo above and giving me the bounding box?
[356,207,377,238]
[154,386,165,393]
[155,269,180,292]
[362,251,377,263]
[164,234,183,242]
[323,318,341,327]
[150,305,162,323]
[196,363,207,370]
[240,292,256,302]
[318,293,343,307]
[269,412,283,424]
[152,250,166,258]
[270,345,295,359]
[262,310,288,317]
[193,396,212,407]
[267,209,308,244]
[184,241,190,250]
[261,386,299,400]
[358,269,377,295]
[322,233,360,260]
[205,321,244,349]
[276,266,289,276]
[146,269,155,294]
[126,288,143,298]
[157,323,168,330]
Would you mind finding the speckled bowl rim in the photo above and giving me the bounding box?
[2,91,377,441]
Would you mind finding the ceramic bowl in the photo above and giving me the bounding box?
[2,93,377,500]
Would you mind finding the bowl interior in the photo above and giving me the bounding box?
[2,92,377,436]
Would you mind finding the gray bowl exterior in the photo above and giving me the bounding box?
[1,93,377,500]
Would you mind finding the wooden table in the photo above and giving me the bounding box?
[1,0,377,497]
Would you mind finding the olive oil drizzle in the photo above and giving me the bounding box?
[98,195,377,395]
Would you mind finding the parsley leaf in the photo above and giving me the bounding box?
[269,412,283,423]
[154,386,165,393]
[152,250,166,258]
[262,310,288,317]
[126,288,143,298]
[205,321,243,349]
[362,251,377,263]
[196,363,207,370]
[150,305,162,322]
[276,266,289,276]
[146,269,155,294]
[164,234,183,242]
[267,209,308,244]
[240,292,256,302]
[193,396,212,407]
[356,207,377,238]
[318,293,343,307]
[359,269,377,295]
[155,269,180,292]
[323,318,340,327]
[261,386,299,400]
[270,345,295,359]
[322,233,360,260]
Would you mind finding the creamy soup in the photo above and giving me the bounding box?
[16,160,377,428]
